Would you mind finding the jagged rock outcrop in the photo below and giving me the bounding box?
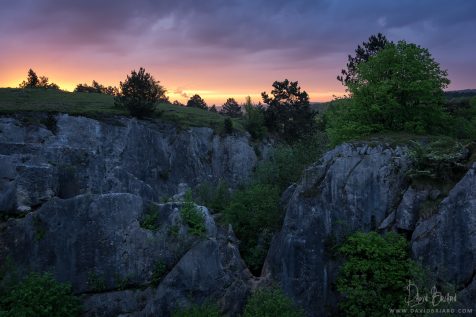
[263,143,412,316]
[0,114,269,215]
[0,114,262,316]
[411,163,476,309]
[264,143,475,316]
[0,193,253,316]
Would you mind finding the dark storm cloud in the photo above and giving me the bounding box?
[1,0,475,55]
[0,0,475,88]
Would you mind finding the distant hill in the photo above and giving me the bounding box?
[444,89,476,99]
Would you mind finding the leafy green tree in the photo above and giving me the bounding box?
[243,287,304,317]
[327,41,450,144]
[262,79,315,142]
[223,184,280,273]
[115,67,167,118]
[186,94,208,110]
[337,33,391,86]
[220,98,242,117]
[244,103,266,140]
[337,232,422,317]
[0,272,81,317]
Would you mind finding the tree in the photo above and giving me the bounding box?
[114,67,167,118]
[74,81,118,95]
[186,94,208,110]
[261,79,315,142]
[19,69,59,89]
[350,41,449,132]
[19,69,39,88]
[244,103,266,140]
[337,33,391,86]
[209,105,218,113]
[220,98,242,117]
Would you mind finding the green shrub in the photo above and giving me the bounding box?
[408,137,467,182]
[337,232,422,317]
[181,191,206,237]
[0,272,81,317]
[172,303,221,317]
[243,287,304,317]
[244,104,266,140]
[223,184,280,273]
[255,132,327,191]
[140,204,160,231]
[194,180,230,214]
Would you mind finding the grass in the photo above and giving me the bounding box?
[0,88,245,130]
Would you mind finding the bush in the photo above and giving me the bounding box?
[0,272,81,317]
[114,67,167,118]
[220,98,242,117]
[243,287,304,317]
[151,261,167,286]
[172,303,221,317]
[186,94,208,110]
[140,204,160,231]
[181,191,206,237]
[337,232,422,317]
[223,184,280,273]
[244,104,266,140]
[194,180,230,214]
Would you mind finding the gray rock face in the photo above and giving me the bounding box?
[0,114,261,316]
[263,143,411,316]
[0,115,267,214]
[0,193,252,316]
[411,163,476,308]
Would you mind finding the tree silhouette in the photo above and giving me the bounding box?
[186,94,208,110]
[220,98,242,117]
[337,33,391,86]
[114,67,167,118]
[19,69,39,88]
[262,79,315,141]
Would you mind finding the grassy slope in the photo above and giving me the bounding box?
[0,88,244,130]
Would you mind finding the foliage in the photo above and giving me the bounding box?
[140,204,160,231]
[209,105,218,113]
[444,97,476,140]
[327,41,450,144]
[172,303,221,317]
[243,287,304,317]
[186,94,208,110]
[114,67,167,118]
[220,98,242,117]
[337,232,422,317]
[408,138,467,181]
[19,69,59,90]
[74,81,118,96]
[181,191,206,237]
[151,261,167,286]
[0,272,81,317]
[254,132,328,191]
[194,180,230,214]
[244,103,266,140]
[337,33,391,86]
[262,79,316,142]
[223,117,233,134]
[87,271,106,292]
[223,184,280,273]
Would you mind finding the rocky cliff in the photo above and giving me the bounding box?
[264,143,475,316]
[1,114,474,316]
[0,114,264,316]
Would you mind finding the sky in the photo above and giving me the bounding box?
[0,0,475,105]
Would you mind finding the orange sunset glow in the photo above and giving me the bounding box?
[1,1,475,105]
